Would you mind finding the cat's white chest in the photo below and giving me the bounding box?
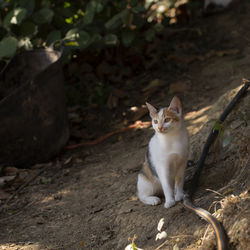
[149,131,188,167]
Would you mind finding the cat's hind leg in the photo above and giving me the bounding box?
[137,174,161,205]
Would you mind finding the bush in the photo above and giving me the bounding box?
[0,0,180,63]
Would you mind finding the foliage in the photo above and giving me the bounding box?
[0,0,181,62]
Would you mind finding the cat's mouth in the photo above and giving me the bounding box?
[158,128,168,133]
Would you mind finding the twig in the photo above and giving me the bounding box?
[208,200,220,213]
[0,201,35,222]
[0,167,47,213]
[202,225,211,246]
[206,189,225,197]
[155,235,194,250]
[64,120,151,150]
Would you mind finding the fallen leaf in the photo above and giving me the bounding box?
[216,49,239,57]
[155,231,167,241]
[96,61,113,77]
[3,166,18,176]
[157,218,165,232]
[64,156,72,165]
[0,176,16,187]
[80,63,93,73]
[170,80,190,93]
[131,107,148,121]
[0,189,11,200]
[143,79,167,98]
[106,92,119,109]
[79,240,85,248]
[31,162,53,169]
[40,177,52,184]
[222,134,232,147]
[173,244,179,250]
[5,175,25,189]
[143,79,165,92]
[230,120,244,130]
[112,88,128,98]
[168,54,197,64]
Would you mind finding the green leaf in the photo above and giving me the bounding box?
[64,29,90,49]
[0,36,18,59]
[64,41,78,47]
[46,30,62,45]
[222,134,232,148]
[3,8,27,27]
[96,0,104,13]
[145,29,155,42]
[40,177,52,184]
[33,8,54,24]
[65,28,79,40]
[214,122,222,132]
[122,29,135,47]
[18,37,33,50]
[77,31,91,49]
[19,0,35,15]
[104,34,118,46]
[84,1,96,25]
[154,23,164,33]
[20,21,37,36]
[105,9,129,30]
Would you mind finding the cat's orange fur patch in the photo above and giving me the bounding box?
[162,108,179,121]
[140,156,156,182]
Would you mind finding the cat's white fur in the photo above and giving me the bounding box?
[137,97,189,208]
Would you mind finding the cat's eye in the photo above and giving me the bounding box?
[164,118,171,123]
[154,120,158,124]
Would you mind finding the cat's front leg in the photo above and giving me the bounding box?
[158,168,175,208]
[175,165,185,201]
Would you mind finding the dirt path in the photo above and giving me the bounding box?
[1,1,250,250]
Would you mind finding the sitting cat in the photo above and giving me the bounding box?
[137,96,189,208]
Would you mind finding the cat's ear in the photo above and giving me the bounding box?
[168,96,182,115]
[146,102,157,118]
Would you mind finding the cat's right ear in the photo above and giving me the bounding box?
[146,102,157,118]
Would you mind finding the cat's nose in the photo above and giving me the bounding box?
[158,126,163,132]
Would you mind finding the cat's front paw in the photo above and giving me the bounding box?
[144,196,161,206]
[164,199,175,208]
[175,192,184,202]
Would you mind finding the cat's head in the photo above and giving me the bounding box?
[146,96,183,134]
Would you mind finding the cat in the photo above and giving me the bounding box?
[137,96,189,208]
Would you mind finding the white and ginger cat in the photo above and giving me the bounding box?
[137,96,189,208]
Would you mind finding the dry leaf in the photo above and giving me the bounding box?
[0,189,11,200]
[131,107,148,121]
[64,157,72,165]
[0,176,16,187]
[143,79,165,92]
[157,218,165,232]
[3,166,18,176]
[97,61,113,77]
[107,93,119,109]
[170,81,190,93]
[5,175,25,189]
[173,244,179,250]
[155,231,167,241]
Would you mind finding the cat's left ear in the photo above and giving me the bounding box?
[146,102,157,118]
[168,96,182,115]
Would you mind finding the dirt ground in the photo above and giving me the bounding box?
[0,1,250,250]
